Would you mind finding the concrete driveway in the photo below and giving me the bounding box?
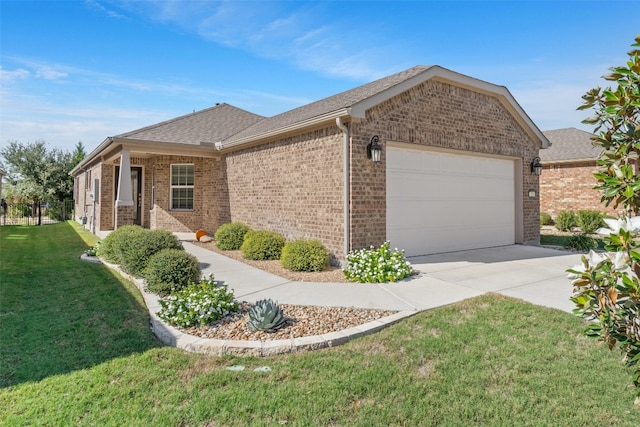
[400,245,581,313]
[184,242,582,314]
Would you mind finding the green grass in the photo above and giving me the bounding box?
[1,222,638,426]
[540,232,606,250]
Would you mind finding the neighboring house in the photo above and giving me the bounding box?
[540,127,637,218]
[70,65,549,260]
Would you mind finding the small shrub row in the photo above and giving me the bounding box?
[540,212,553,226]
[96,225,200,295]
[214,222,250,250]
[214,222,329,272]
[554,209,605,234]
[121,229,183,277]
[144,249,201,295]
[241,230,286,260]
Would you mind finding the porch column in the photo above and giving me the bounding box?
[114,149,134,228]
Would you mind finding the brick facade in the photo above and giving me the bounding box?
[540,161,637,219]
[149,155,227,233]
[73,71,543,260]
[224,129,345,258]
[348,80,540,249]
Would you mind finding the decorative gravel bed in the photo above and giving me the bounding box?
[183,240,398,341]
[181,302,397,341]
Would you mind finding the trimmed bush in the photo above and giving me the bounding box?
[281,239,330,272]
[540,212,553,226]
[555,210,578,232]
[144,249,201,295]
[120,229,183,277]
[564,233,598,251]
[97,225,145,264]
[241,230,286,260]
[215,222,251,250]
[576,210,604,234]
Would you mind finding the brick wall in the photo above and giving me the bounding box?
[222,79,542,259]
[540,161,624,218]
[73,163,103,231]
[349,79,541,248]
[148,155,227,234]
[224,129,345,258]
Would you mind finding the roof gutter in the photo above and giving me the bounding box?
[336,117,350,261]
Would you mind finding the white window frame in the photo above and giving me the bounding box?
[170,164,194,211]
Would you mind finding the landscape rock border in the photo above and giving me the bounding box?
[100,259,417,356]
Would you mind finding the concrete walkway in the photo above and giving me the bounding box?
[183,242,581,314]
[110,240,582,356]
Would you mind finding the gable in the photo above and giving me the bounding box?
[219,65,549,151]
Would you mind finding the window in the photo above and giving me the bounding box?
[171,164,194,210]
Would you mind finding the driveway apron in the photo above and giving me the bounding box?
[182,242,582,314]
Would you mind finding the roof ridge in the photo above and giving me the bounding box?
[117,103,264,138]
[222,65,432,143]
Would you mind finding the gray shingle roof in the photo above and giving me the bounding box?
[117,103,264,145]
[540,128,601,162]
[223,66,434,144]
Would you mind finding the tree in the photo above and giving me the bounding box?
[0,140,85,224]
[72,142,86,166]
[570,35,640,404]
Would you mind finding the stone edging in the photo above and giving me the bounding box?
[99,260,417,356]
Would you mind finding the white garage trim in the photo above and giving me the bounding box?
[386,142,523,256]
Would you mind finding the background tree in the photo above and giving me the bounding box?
[0,140,85,224]
[571,34,640,404]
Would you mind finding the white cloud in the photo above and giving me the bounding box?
[84,0,128,19]
[35,66,68,81]
[0,67,30,82]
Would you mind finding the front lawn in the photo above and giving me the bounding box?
[1,222,637,425]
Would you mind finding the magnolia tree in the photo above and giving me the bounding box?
[569,35,640,403]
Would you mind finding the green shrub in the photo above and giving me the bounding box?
[85,240,101,257]
[215,222,251,250]
[555,210,578,232]
[97,225,145,264]
[144,249,201,295]
[120,229,183,277]
[564,233,598,251]
[576,210,605,234]
[540,212,553,226]
[240,230,286,260]
[158,275,239,328]
[281,239,330,272]
[343,241,414,283]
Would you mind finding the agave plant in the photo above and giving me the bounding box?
[247,299,286,332]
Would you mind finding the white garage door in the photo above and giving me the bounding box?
[387,146,515,256]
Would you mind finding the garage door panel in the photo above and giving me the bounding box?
[387,146,516,256]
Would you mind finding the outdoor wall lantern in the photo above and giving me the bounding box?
[530,156,543,176]
[367,135,382,162]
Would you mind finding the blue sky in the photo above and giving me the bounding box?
[1,0,638,155]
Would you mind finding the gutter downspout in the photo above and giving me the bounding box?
[336,117,350,260]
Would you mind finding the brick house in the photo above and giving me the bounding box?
[70,65,549,260]
[540,127,637,219]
